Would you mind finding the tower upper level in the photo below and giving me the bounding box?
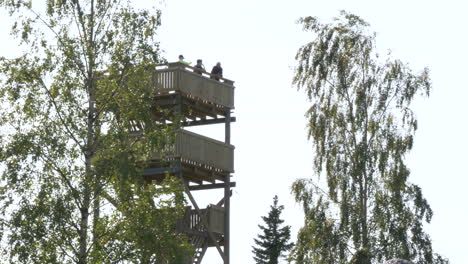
[144,62,235,185]
[152,63,235,124]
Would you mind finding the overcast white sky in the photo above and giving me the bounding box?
[155,0,468,263]
[1,0,468,263]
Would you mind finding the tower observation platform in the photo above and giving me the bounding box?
[144,62,235,264]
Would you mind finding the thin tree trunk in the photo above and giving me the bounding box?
[92,189,100,252]
[78,182,91,264]
[79,1,97,262]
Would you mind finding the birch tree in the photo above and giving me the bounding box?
[290,11,448,264]
[0,0,191,262]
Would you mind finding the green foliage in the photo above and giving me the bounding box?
[252,195,294,264]
[0,0,191,263]
[290,11,448,264]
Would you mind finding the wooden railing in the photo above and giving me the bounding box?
[153,63,235,109]
[178,205,225,235]
[176,129,234,173]
[152,129,234,173]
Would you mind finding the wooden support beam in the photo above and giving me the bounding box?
[189,182,236,191]
[195,244,208,264]
[142,167,179,176]
[224,110,231,264]
[182,116,236,127]
[152,97,179,106]
[224,175,231,264]
[216,189,233,207]
[182,180,226,262]
[153,92,232,122]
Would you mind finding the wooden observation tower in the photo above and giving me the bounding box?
[145,62,235,264]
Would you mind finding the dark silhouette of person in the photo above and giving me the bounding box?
[194,59,205,75]
[210,62,223,81]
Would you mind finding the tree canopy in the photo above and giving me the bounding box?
[290,11,448,264]
[0,0,191,263]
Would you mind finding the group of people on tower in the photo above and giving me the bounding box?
[178,55,223,81]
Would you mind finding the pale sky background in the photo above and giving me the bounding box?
[1,0,468,263]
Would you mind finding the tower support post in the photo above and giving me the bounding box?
[224,111,231,264]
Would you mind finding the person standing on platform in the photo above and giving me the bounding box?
[210,62,223,81]
[194,59,205,75]
[178,55,191,65]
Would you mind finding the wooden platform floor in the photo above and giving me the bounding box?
[143,160,229,185]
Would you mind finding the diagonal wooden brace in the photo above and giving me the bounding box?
[216,190,232,207]
[182,180,226,262]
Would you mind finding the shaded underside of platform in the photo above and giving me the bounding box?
[143,160,230,184]
[152,92,233,125]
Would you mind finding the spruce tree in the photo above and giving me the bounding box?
[252,195,294,264]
